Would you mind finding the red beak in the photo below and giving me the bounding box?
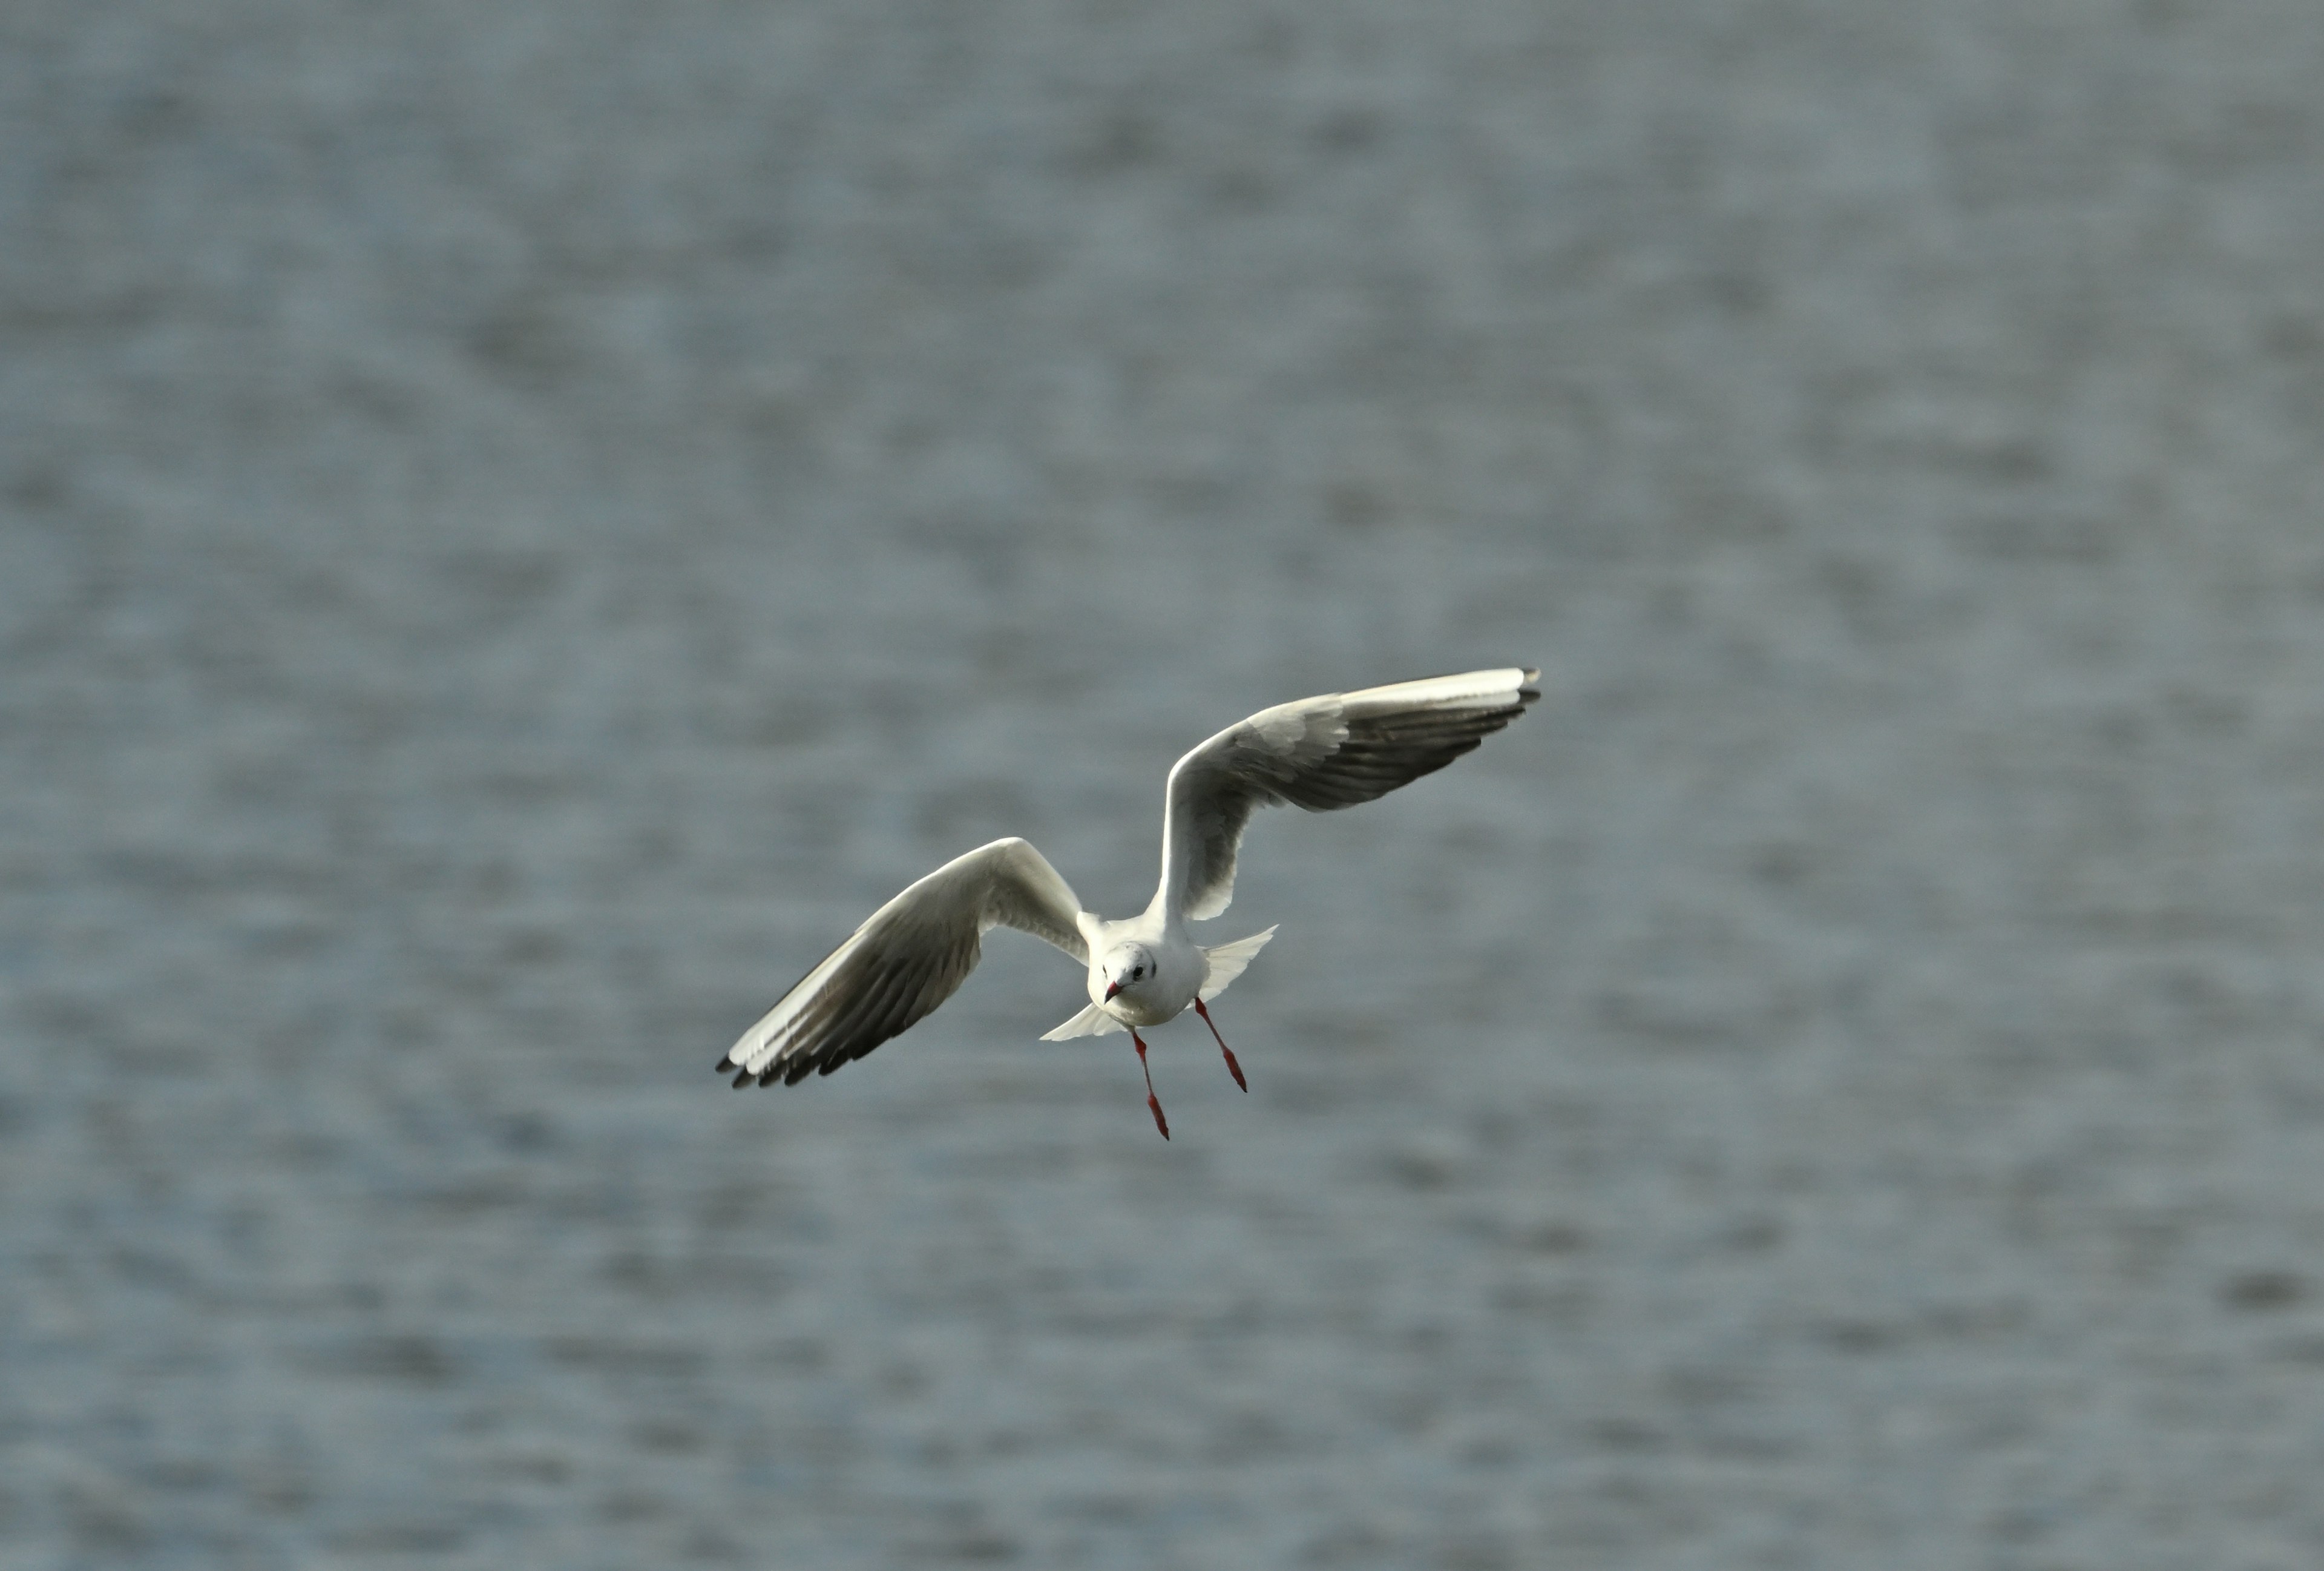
[1103,982,1121,1001]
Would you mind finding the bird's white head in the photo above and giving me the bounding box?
[1100,944,1160,1004]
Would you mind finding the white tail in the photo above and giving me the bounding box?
[1200,926,1277,1000]
[1040,926,1276,1039]
[1040,1001,1124,1041]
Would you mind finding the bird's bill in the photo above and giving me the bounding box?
[1103,981,1121,1000]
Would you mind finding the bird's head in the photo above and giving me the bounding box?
[1101,945,1158,1002]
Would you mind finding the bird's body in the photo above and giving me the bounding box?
[720,668,1540,1135]
[1076,910,1202,1030]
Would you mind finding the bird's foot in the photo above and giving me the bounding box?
[1132,1030,1170,1140]
[1193,998,1246,1092]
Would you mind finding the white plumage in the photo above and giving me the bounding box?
[719,667,1539,1133]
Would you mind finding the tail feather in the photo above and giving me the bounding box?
[1041,926,1277,1038]
[1200,926,1277,1001]
[1041,1002,1124,1040]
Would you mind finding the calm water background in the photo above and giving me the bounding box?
[7,1,2324,1566]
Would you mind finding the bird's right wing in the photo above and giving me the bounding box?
[1158,668,1540,921]
[721,837,1088,1087]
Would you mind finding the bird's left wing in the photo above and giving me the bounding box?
[721,837,1088,1087]
[1158,667,1540,921]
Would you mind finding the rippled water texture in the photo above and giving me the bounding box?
[7,1,2324,1566]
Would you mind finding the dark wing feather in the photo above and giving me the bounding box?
[720,837,1088,1087]
[1161,668,1540,921]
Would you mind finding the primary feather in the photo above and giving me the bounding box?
[1158,668,1540,921]
[721,837,1085,1085]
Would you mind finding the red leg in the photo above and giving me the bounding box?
[1193,998,1246,1092]
[1132,1030,1169,1139]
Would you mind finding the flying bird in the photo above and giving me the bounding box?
[719,668,1540,1137]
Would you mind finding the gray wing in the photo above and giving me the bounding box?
[1159,668,1540,922]
[720,837,1089,1087]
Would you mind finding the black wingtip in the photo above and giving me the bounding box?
[730,1069,753,1089]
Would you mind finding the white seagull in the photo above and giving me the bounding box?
[719,667,1540,1137]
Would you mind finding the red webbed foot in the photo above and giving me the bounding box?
[1132,1030,1170,1139]
[1193,998,1246,1092]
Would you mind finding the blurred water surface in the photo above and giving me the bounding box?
[7,1,2324,1566]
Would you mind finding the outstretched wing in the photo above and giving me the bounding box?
[721,837,1089,1087]
[1159,668,1540,921]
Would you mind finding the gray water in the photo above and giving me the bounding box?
[7,1,2324,1566]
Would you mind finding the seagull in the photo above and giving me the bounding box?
[718,667,1540,1137]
